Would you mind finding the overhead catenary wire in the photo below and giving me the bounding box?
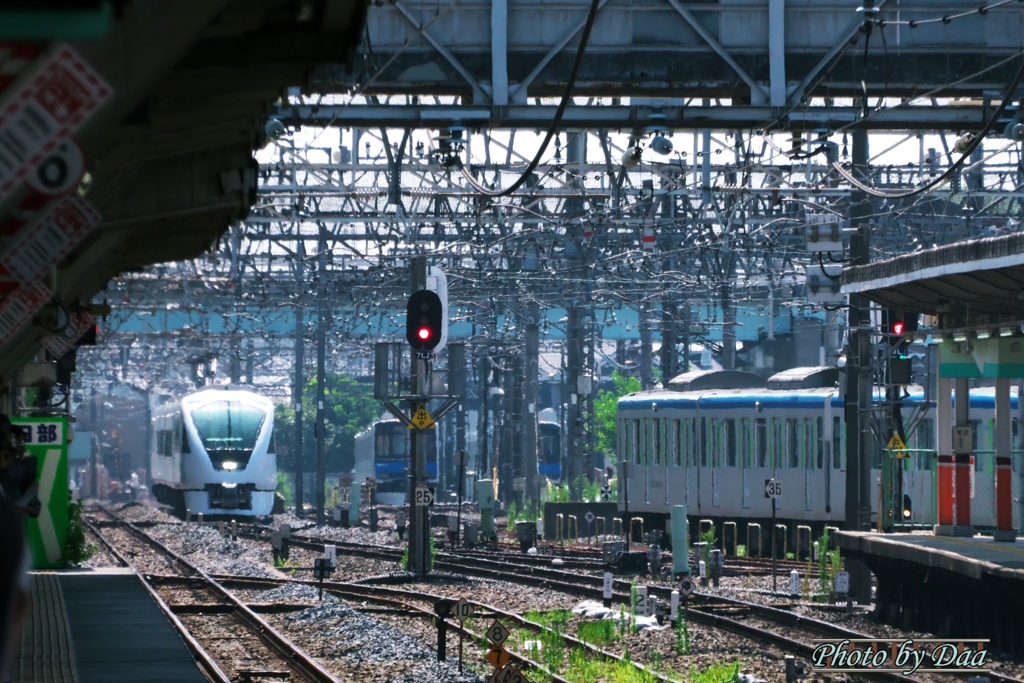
[830,54,1024,199]
[456,0,602,197]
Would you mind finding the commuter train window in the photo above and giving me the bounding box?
[740,418,750,468]
[786,419,799,468]
[182,424,191,454]
[157,430,172,456]
[804,419,814,470]
[652,419,663,466]
[662,419,674,467]
[633,419,641,465]
[684,419,692,466]
[816,417,824,469]
[771,419,782,469]
[671,419,681,467]
[755,418,767,468]
[724,419,737,467]
[700,418,708,467]
[714,419,724,467]
[643,417,651,464]
[832,417,842,469]
[623,419,631,463]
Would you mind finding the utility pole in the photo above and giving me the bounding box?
[407,256,430,575]
[315,224,328,526]
[524,302,540,508]
[293,261,305,514]
[639,301,653,390]
[845,126,873,603]
[566,307,587,487]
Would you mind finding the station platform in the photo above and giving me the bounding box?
[12,569,206,683]
[836,531,1024,652]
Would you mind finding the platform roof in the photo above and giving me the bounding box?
[842,232,1024,330]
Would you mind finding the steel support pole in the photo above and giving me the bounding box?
[315,225,328,526]
[845,126,872,603]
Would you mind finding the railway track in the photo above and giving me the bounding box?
[85,510,339,683]
[261,528,1024,683]
[89,509,684,683]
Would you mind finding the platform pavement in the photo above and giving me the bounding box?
[835,530,1024,580]
[835,530,1024,652]
[13,569,206,683]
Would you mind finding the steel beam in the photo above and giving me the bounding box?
[274,103,988,131]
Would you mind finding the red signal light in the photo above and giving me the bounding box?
[417,327,431,341]
[892,321,905,336]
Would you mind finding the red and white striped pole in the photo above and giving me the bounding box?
[994,377,1017,541]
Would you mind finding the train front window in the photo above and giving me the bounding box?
[191,400,265,470]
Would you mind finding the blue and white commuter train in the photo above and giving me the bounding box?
[538,409,563,482]
[617,368,1020,530]
[353,413,437,505]
[151,386,278,517]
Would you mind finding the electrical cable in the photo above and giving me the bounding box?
[831,54,1024,199]
[456,0,602,197]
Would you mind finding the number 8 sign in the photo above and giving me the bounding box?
[487,620,510,647]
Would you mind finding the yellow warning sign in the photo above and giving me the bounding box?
[486,646,511,669]
[408,403,436,430]
[886,433,907,456]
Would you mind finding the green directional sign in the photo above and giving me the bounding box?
[13,417,69,568]
[0,2,112,40]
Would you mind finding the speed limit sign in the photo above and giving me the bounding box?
[486,620,510,647]
[764,479,782,499]
[452,598,475,622]
[414,486,434,507]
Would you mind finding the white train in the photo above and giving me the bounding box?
[151,386,278,517]
[616,367,1020,531]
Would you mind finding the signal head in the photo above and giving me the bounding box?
[406,289,444,350]
[892,321,905,336]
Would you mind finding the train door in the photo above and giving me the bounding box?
[666,417,682,508]
[740,418,750,509]
[804,417,814,511]
[626,418,645,511]
[711,418,721,508]
[648,418,667,509]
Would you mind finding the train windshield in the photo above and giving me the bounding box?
[191,400,265,457]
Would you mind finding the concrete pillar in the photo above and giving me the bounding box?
[935,376,955,533]
[671,506,690,576]
[953,377,974,535]
[995,378,1017,541]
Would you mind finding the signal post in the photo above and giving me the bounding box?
[374,256,462,577]
[408,256,431,576]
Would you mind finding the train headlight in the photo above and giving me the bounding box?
[222,462,239,471]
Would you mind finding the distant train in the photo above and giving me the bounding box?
[353,413,437,505]
[538,408,563,482]
[151,386,279,517]
[617,367,1020,531]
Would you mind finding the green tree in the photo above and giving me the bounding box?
[594,371,642,454]
[274,374,380,472]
